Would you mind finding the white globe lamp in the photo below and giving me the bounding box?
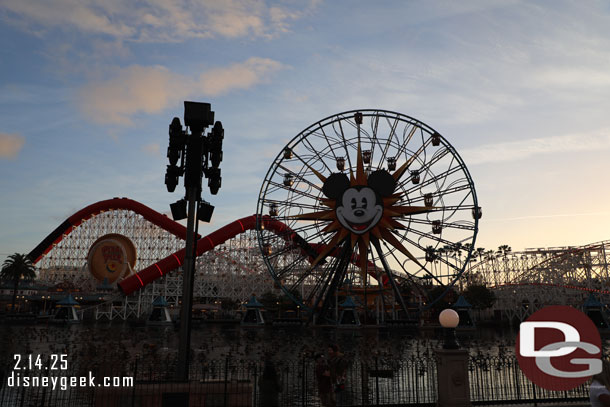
[439,308,460,349]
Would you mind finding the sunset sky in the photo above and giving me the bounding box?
[2,0,610,263]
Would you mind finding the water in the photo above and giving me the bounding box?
[0,321,521,370]
[1,322,602,406]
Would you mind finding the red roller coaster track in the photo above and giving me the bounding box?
[29,198,386,296]
[118,213,300,295]
[31,198,601,301]
[28,197,191,264]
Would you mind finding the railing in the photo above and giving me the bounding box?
[468,355,589,405]
[0,354,590,406]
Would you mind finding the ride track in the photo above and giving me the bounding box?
[28,197,388,297]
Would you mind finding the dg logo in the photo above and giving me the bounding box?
[516,305,602,391]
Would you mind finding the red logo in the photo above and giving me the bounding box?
[516,305,601,391]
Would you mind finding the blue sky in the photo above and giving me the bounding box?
[2,0,610,261]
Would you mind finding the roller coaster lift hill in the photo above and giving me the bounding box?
[164,101,224,381]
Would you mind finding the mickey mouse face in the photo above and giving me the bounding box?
[336,187,383,234]
[322,170,396,236]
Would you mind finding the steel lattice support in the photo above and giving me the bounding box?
[35,208,277,320]
[465,240,610,320]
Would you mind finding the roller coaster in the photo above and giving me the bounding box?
[28,197,610,322]
[30,197,278,320]
[29,197,404,321]
[24,109,609,322]
[465,241,610,320]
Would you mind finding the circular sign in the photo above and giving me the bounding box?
[516,305,601,391]
[87,234,137,283]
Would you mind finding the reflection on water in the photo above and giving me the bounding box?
[0,322,525,367]
[3,321,610,369]
[1,322,605,406]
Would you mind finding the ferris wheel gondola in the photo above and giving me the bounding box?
[256,110,480,324]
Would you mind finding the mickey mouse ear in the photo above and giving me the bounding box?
[322,173,350,199]
[367,170,396,196]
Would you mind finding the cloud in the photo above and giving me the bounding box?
[0,0,135,37]
[142,143,160,156]
[460,128,610,165]
[78,58,285,125]
[0,0,320,42]
[0,133,25,158]
[78,65,183,125]
[205,1,266,38]
[199,57,285,96]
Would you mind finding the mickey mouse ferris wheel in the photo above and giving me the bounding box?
[256,110,481,324]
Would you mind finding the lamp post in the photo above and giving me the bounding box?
[436,308,471,407]
[164,101,224,382]
[439,308,460,349]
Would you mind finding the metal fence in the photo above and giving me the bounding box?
[468,355,589,405]
[0,354,589,406]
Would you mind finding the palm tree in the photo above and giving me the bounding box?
[425,246,437,262]
[497,245,512,256]
[1,253,36,313]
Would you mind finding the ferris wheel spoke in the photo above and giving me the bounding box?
[401,217,476,232]
[394,123,418,160]
[383,115,402,152]
[317,241,353,323]
[275,258,308,280]
[371,238,411,319]
[383,239,444,287]
[275,221,331,240]
[301,137,334,175]
[312,124,341,164]
[267,180,321,202]
[397,182,473,206]
[304,263,333,302]
[292,148,336,179]
[389,231,463,275]
[276,163,324,191]
[268,201,323,212]
[336,120,356,175]
[433,185,475,206]
[373,119,401,169]
[394,227,464,255]
[257,109,479,319]
[396,156,460,194]
[298,228,332,245]
[305,247,342,317]
[407,204,474,216]
[410,147,452,183]
[343,114,373,141]
[392,137,433,184]
[443,191,475,222]
[285,264,324,297]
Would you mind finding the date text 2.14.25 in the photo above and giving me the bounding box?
[13,354,68,371]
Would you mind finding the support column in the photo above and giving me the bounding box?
[435,348,471,407]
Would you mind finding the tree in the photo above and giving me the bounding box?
[463,284,496,310]
[258,291,280,310]
[426,285,458,317]
[1,253,36,313]
[425,246,438,262]
[497,245,512,256]
[220,298,238,310]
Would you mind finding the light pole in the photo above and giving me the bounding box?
[439,308,460,349]
[164,101,224,381]
[436,308,471,407]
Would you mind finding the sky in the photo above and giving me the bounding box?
[2,0,610,262]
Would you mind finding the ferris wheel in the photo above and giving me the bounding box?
[256,110,481,323]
